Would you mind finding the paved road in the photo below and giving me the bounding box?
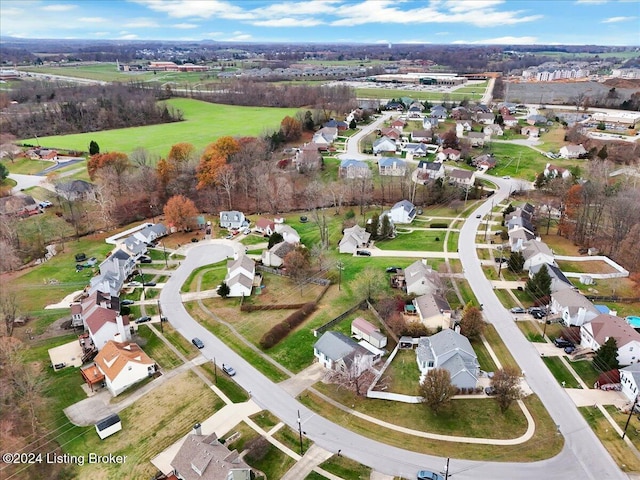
[339,111,395,160]
[160,229,629,479]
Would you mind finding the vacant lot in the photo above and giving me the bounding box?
[23,98,299,157]
[556,260,619,275]
[505,81,638,104]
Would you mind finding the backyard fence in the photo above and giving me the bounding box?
[314,301,367,337]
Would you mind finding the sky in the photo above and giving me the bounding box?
[1,0,639,46]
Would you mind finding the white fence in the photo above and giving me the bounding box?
[555,255,629,279]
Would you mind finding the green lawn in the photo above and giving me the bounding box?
[569,359,600,388]
[135,325,183,369]
[250,411,280,431]
[181,260,226,293]
[23,98,299,158]
[355,88,484,101]
[471,337,498,372]
[516,320,545,342]
[319,455,372,480]
[541,356,582,388]
[382,349,421,395]
[488,143,580,182]
[376,230,446,251]
[3,157,52,174]
[199,362,250,403]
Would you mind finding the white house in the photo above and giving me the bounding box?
[529,263,573,293]
[413,293,452,331]
[378,157,407,176]
[483,124,503,136]
[133,223,167,244]
[255,218,276,236]
[219,211,246,230]
[522,240,555,271]
[404,260,443,296]
[416,161,445,183]
[447,168,476,187]
[99,249,136,286]
[403,143,429,157]
[411,130,431,142]
[415,329,480,389]
[389,200,417,224]
[339,225,370,254]
[580,314,640,366]
[352,317,387,349]
[225,255,256,297]
[313,331,378,377]
[476,112,495,124]
[274,224,301,244]
[373,136,397,154]
[312,126,338,145]
[86,311,131,352]
[559,144,587,159]
[552,288,599,326]
[620,364,640,402]
[437,148,461,162]
[544,163,572,179]
[508,227,536,253]
[94,340,156,396]
[339,159,371,179]
[261,241,296,268]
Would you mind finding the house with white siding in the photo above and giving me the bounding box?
[552,288,599,327]
[389,200,417,224]
[225,255,256,297]
[580,314,640,366]
[94,340,156,396]
[339,225,370,254]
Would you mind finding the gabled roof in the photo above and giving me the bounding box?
[256,218,275,230]
[448,168,474,180]
[417,161,443,171]
[94,340,154,382]
[352,317,379,335]
[227,255,255,276]
[340,159,368,169]
[56,179,95,195]
[530,262,573,289]
[412,129,430,138]
[270,241,296,259]
[227,272,253,290]
[552,288,598,312]
[509,228,535,242]
[468,132,486,139]
[414,293,451,318]
[392,200,415,213]
[523,240,553,260]
[588,314,640,348]
[379,157,406,168]
[340,224,371,248]
[404,260,442,291]
[621,363,640,388]
[314,331,372,361]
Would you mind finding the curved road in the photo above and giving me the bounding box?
[160,190,626,479]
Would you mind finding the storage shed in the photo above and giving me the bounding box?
[351,317,387,349]
[95,414,122,440]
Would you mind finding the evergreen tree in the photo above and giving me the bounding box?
[597,145,608,160]
[379,214,393,239]
[89,140,100,155]
[534,172,547,189]
[594,337,619,372]
[217,282,230,298]
[508,251,525,273]
[349,118,357,130]
[268,232,284,248]
[366,213,380,239]
[525,264,552,301]
[303,110,314,131]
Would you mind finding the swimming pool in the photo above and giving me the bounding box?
[627,316,640,328]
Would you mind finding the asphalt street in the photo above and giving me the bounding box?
[160,184,628,479]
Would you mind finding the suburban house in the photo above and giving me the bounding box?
[415,329,480,389]
[506,215,536,234]
[274,224,301,244]
[373,136,397,154]
[255,218,276,236]
[476,112,495,124]
[93,339,156,396]
[551,288,600,326]
[225,255,256,297]
[0,195,39,217]
[447,168,476,187]
[522,240,555,270]
[483,124,504,136]
[521,126,540,137]
[451,106,471,120]
[620,364,640,402]
[261,241,296,268]
[580,314,640,366]
[423,117,439,130]
[412,293,452,331]
[416,161,445,183]
[380,127,401,140]
[28,148,58,161]
[378,157,407,176]
[339,225,371,254]
[122,235,147,259]
[295,143,322,173]
[544,163,572,179]
[339,159,371,179]
[324,119,348,131]
[314,331,380,377]
[430,105,448,120]
[503,115,518,127]
[133,223,167,244]
[55,179,96,201]
[312,126,338,145]
[404,143,429,157]
[219,211,247,230]
[411,130,431,142]
[71,291,131,353]
[99,249,136,287]
[88,271,122,299]
[508,227,536,252]
[171,428,251,480]
[437,148,461,162]
[473,154,497,170]
[456,120,473,132]
[529,263,573,292]
[527,114,548,125]
[467,131,488,147]
[389,200,417,224]
[351,317,388,349]
[391,119,406,131]
[559,144,587,159]
[404,260,443,296]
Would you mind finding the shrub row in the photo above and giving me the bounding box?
[430,223,449,228]
[241,303,307,312]
[259,302,317,349]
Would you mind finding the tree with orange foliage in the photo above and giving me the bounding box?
[163,195,198,232]
[87,152,131,196]
[167,142,195,164]
[557,184,582,239]
[196,137,240,190]
[280,116,302,142]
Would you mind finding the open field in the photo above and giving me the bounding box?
[22,98,299,158]
[556,259,619,274]
[3,157,52,175]
[505,80,639,104]
[355,87,484,102]
[376,230,446,251]
[135,325,183,370]
[319,455,372,480]
[488,142,580,182]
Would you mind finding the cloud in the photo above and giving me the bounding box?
[226,33,252,41]
[119,34,139,40]
[133,0,253,20]
[252,18,324,27]
[453,36,538,44]
[41,4,77,11]
[124,19,159,28]
[78,17,106,23]
[202,31,224,38]
[173,23,198,29]
[602,16,636,23]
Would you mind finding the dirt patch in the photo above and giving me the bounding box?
[556,260,619,274]
[603,78,640,89]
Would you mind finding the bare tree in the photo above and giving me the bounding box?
[0,290,19,336]
[459,303,485,340]
[352,267,387,302]
[491,366,523,413]
[217,165,236,210]
[419,368,456,414]
[0,239,20,273]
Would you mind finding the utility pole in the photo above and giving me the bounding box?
[442,457,450,479]
[162,241,168,268]
[622,395,639,439]
[157,300,163,333]
[484,199,494,242]
[337,262,344,290]
[515,152,521,174]
[213,357,218,384]
[297,410,304,456]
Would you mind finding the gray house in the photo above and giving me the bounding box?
[415,329,479,389]
[404,259,443,296]
[314,331,378,377]
[219,211,247,230]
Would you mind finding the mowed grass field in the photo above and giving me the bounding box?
[22,98,300,158]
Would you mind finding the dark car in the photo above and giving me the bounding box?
[222,364,236,376]
[417,470,444,480]
[554,338,574,348]
[120,299,135,306]
[485,386,497,396]
[356,250,372,256]
[564,346,576,354]
[476,214,482,219]
[139,256,152,264]
[135,316,151,324]
[192,338,204,349]
[531,310,545,319]
[386,266,401,273]
[143,281,157,287]
[495,257,508,264]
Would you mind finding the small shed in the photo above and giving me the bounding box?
[95,414,122,440]
[580,275,594,285]
[351,317,387,349]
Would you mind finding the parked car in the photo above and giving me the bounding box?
[85,257,97,266]
[120,300,135,306]
[222,364,236,376]
[192,337,204,349]
[485,386,497,396]
[143,281,157,287]
[356,250,372,256]
[139,256,152,263]
[386,266,401,273]
[39,200,53,208]
[495,257,508,264]
[127,281,142,287]
[554,338,574,348]
[135,316,151,324]
[531,310,545,319]
[417,470,444,480]
[225,234,233,240]
[475,214,482,219]
[564,346,576,354]
[502,175,511,180]
[510,307,526,314]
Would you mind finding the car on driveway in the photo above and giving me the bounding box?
[39,200,53,208]
[510,307,526,314]
[417,470,444,480]
[128,281,142,287]
[485,386,497,396]
[143,281,157,287]
[135,316,151,324]
[386,266,401,273]
[564,346,576,354]
[120,299,135,306]
[192,337,204,349]
[554,338,574,348]
[222,364,236,376]
[356,250,371,256]
[139,256,152,263]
